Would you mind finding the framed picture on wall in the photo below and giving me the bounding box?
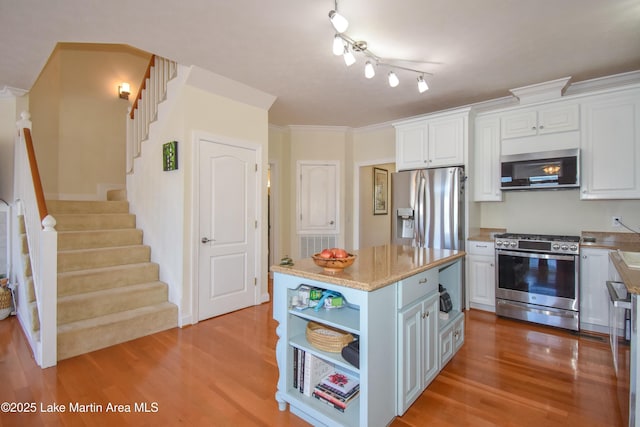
[163,141,178,171]
[373,167,388,215]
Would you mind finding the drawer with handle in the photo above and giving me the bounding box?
[467,240,495,256]
[398,268,438,308]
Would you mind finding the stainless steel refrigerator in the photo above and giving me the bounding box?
[391,167,464,250]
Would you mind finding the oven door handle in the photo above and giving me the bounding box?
[496,249,577,261]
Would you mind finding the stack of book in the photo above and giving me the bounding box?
[292,348,360,412]
[312,371,360,412]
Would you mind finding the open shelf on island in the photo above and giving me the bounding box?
[438,309,462,331]
[289,333,360,374]
[288,304,360,335]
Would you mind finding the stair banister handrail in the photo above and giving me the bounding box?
[22,127,48,221]
[130,54,156,120]
[14,112,58,368]
[125,54,178,174]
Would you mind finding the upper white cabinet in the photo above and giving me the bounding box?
[297,161,339,233]
[473,115,502,202]
[501,103,579,139]
[395,109,469,171]
[580,87,640,200]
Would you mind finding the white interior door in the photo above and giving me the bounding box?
[198,139,257,321]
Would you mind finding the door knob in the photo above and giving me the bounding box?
[201,237,214,244]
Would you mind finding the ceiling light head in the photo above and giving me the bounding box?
[364,61,375,79]
[332,35,345,56]
[328,10,349,33]
[417,75,429,93]
[388,71,399,88]
[343,46,356,66]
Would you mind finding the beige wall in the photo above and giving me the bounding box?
[0,95,28,202]
[29,43,150,199]
[359,162,395,248]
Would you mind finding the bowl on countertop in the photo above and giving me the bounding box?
[312,253,356,273]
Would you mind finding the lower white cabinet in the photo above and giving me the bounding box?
[467,240,496,312]
[580,247,613,332]
[397,293,439,414]
[439,313,464,368]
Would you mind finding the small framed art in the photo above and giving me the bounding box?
[163,141,178,171]
[373,167,388,215]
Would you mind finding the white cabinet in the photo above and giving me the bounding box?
[473,115,502,201]
[395,110,469,171]
[396,259,464,416]
[580,247,613,332]
[397,292,438,414]
[439,314,464,368]
[501,103,579,139]
[297,161,339,233]
[467,240,496,312]
[580,87,640,200]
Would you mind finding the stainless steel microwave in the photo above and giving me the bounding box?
[500,148,580,190]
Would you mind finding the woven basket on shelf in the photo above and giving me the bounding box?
[306,321,354,353]
[0,288,11,310]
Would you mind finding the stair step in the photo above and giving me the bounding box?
[54,213,136,231]
[47,200,129,214]
[106,189,127,201]
[58,281,169,325]
[58,263,159,297]
[57,302,178,361]
[58,229,143,250]
[58,245,150,273]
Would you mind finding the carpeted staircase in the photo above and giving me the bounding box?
[43,194,178,360]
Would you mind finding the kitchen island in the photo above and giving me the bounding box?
[610,251,640,427]
[271,244,466,427]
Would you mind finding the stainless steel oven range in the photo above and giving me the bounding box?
[495,233,580,331]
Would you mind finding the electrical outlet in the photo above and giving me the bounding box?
[612,216,621,227]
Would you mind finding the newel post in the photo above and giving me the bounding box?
[39,214,57,368]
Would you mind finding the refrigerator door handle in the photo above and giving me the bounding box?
[416,171,426,247]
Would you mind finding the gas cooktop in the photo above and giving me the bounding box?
[494,233,580,243]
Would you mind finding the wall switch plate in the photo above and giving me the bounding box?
[612,216,621,227]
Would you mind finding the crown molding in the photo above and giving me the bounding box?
[0,86,28,98]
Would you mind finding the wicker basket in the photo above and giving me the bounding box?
[0,288,11,310]
[306,321,354,353]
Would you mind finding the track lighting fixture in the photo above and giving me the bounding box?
[388,71,399,88]
[343,46,356,66]
[333,35,345,56]
[364,61,375,79]
[327,0,434,93]
[328,10,349,33]
[417,75,429,93]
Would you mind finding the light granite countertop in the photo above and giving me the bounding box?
[610,251,640,294]
[270,244,466,292]
[581,231,640,252]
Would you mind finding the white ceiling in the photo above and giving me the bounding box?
[1,0,639,127]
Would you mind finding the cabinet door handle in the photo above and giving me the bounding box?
[419,278,428,284]
[329,220,335,225]
[476,244,488,248]
[582,255,587,259]
[539,125,544,130]
[490,263,494,267]
[531,126,537,130]
[423,311,429,318]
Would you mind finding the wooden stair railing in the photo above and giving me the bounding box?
[126,55,178,173]
[15,112,58,368]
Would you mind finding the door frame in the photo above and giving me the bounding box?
[268,161,280,280]
[191,131,263,323]
[352,157,395,250]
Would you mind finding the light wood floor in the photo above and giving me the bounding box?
[0,302,629,427]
